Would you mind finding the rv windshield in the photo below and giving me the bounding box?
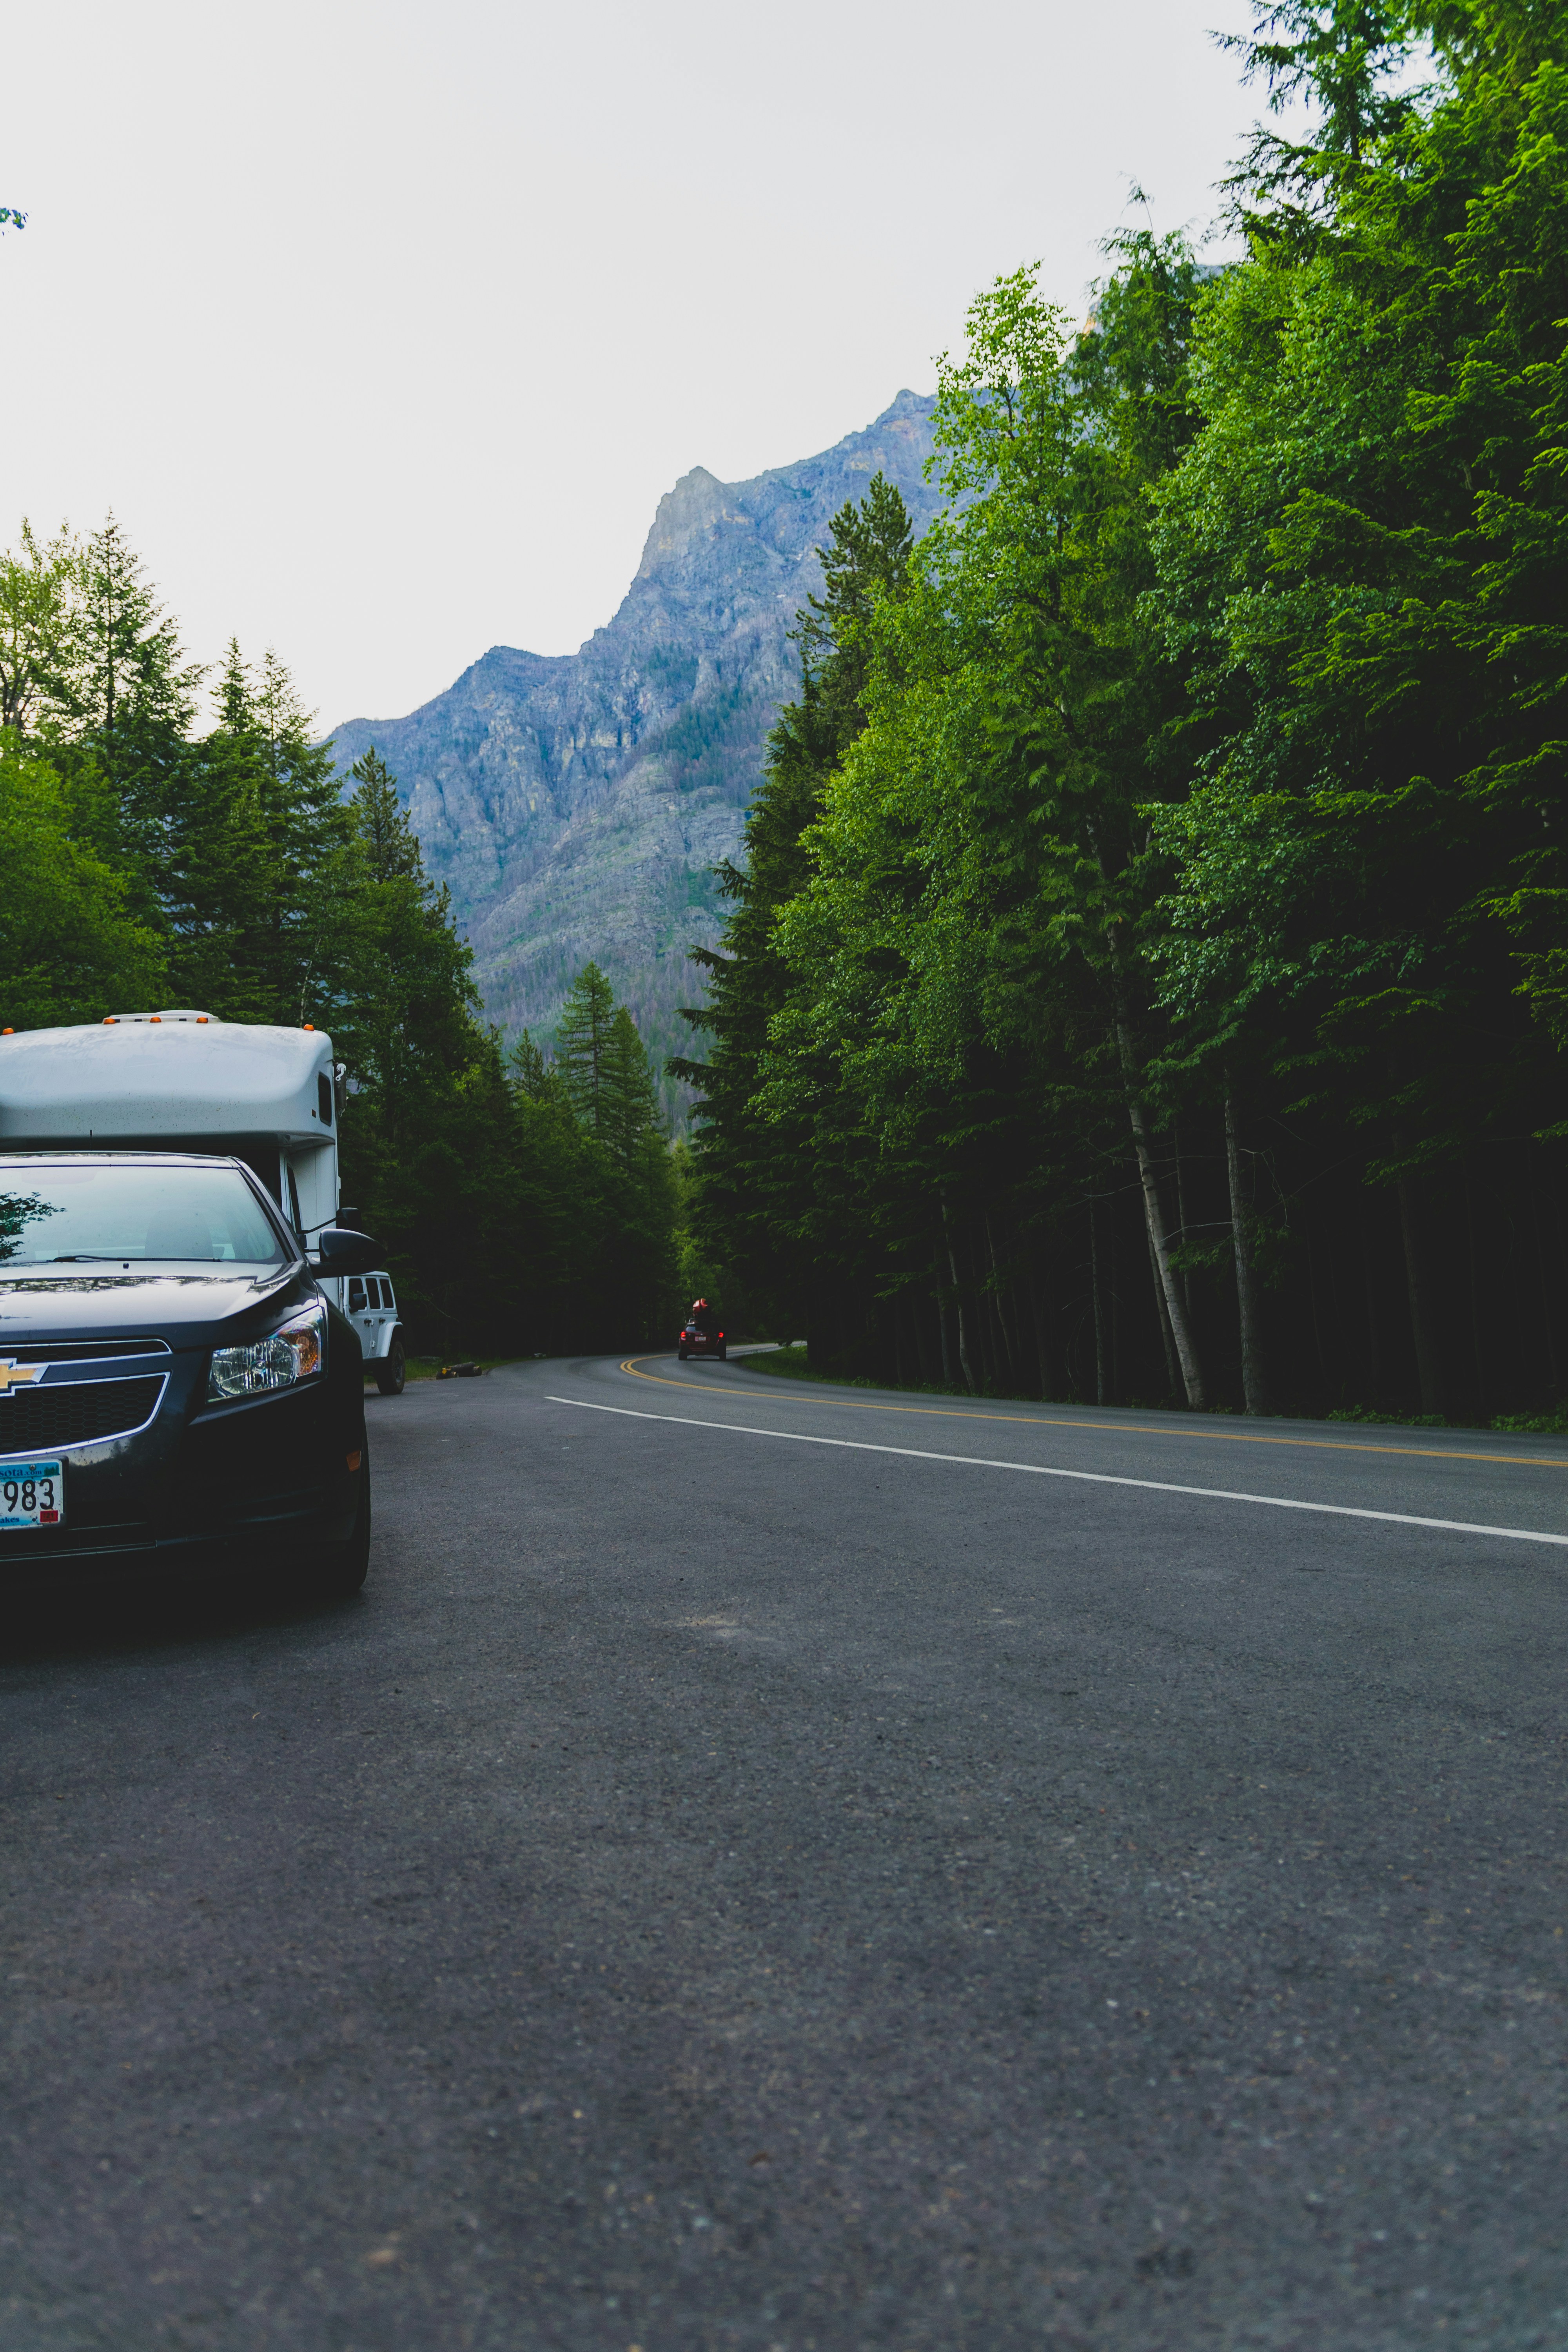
[0,1164,288,1267]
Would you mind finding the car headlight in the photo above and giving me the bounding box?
[207,1299,325,1401]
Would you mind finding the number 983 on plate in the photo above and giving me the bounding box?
[0,1460,65,1528]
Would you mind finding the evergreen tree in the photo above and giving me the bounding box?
[0,740,166,1027]
[602,1005,663,1169]
[0,521,82,738]
[674,474,916,1338]
[345,744,421,880]
[554,962,619,1140]
[77,513,200,765]
[1217,0,1421,221]
[214,637,253,732]
[682,0,1568,1427]
[0,521,682,1360]
[506,1027,552,1102]
[328,745,477,1099]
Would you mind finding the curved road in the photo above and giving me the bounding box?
[4,1352,1566,2349]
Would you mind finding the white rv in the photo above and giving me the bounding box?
[0,1011,406,1392]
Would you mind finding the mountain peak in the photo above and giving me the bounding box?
[328,393,943,1117]
[635,466,748,583]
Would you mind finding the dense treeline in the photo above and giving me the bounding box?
[679,0,1568,1427]
[0,526,677,1354]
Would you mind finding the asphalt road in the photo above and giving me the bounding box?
[3,1352,1567,2351]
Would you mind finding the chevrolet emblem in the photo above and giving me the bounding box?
[0,1359,45,1394]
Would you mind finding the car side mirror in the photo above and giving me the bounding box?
[316,1227,383,1276]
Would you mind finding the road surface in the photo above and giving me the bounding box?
[3,1352,1566,2350]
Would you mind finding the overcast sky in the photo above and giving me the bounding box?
[4,0,1261,732]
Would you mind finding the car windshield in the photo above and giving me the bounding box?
[0,1165,288,1267]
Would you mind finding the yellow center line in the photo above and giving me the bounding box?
[615,1356,1568,1470]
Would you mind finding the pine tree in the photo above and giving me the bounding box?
[0,521,83,739]
[1217,0,1419,223]
[603,1005,663,1169]
[554,963,619,1141]
[215,637,254,733]
[674,474,917,1336]
[346,745,421,880]
[506,1028,552,1102]
[78,513,199,759]
[328,746,477,1098]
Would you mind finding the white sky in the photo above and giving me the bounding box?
[4,0,1259,731]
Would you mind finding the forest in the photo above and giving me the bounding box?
[677,0,1568,1427]
[0,526,680,1356]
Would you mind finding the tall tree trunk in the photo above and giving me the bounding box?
[1463,1165,1486,1414]
[974,1231,999,1391]
[937,1285,955,1388]
[915,1289,940,1387]
[1524,1141,1564,1397]
[1396,1171,1445,1417]
[986,1219,1017,1387]
[1030,1272,1056,1399]
[942,1203,976,1392]
[1359,1193,1383,1403]
[1110,984,1207,1408]
[1303,1227,1331,1394]
[1009,1281,1031,1393]
[1090,1197,1108,1407]
[1173,1118,1192,1316]
[1109,1198,1121,1401]
[1145,1212,1180,1402]
[1387,1062,1444,1418]
[962,1225,991,1390]
[1225,1083,1273,1416]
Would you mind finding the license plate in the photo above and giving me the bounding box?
[0,1459,65,1529]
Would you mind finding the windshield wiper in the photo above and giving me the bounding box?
[37,1253,252,1266]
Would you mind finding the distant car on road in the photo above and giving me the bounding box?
[677,1317,727,1362]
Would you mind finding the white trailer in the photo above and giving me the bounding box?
[0,1010,406,1390]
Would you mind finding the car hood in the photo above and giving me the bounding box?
[0,1267,310,1348]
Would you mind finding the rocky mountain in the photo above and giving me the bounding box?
[327,390,942,1109]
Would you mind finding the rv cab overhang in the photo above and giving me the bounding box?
[0,1011,342,1236]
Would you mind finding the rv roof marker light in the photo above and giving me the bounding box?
[303,1022,315,1031]
[149,1015,162,1023]
[2,1028,11,1036]
[197,1015,209,1024]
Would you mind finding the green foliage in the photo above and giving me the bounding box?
[554,963,619,1140]
[679,2,1568,1424]
[1217,0,1423,223]
[0,739,166,1025]
[671,470,919,1340]
[0,523,80,735]
[0,521,679,1357]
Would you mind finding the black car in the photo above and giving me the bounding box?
[0,1152,381,1594]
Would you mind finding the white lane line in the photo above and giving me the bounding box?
[547,1396,1568,1550]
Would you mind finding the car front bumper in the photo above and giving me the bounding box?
[0,1368,364,1584]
